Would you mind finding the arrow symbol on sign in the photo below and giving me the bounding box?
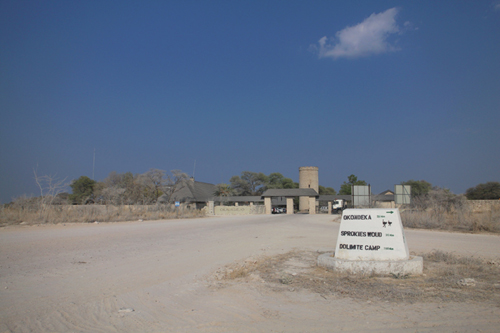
[387,211,394,214]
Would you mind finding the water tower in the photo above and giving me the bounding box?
[299,166,319,212]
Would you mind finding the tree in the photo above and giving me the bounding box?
[136,169,190,204]
[214,183,233,197]
[31,167,68,219]
[69,176,96,204]
[92,169,190,205]
[33,167,67,206]
[465,182,500,200]
[319,185,336,195]
[93,171,129,205]
[139,168,167,203]
[161,170,189,203]
[265,172,297,190]
[97,171,143,205]
[121,172,142,204]
[230,171,268,195]
[54,192,70,205]
[94,181,125,205]
[410,186,466,212]
[171,169,189,188]
[228,171,337,196]
[401,180,432,197]
[339,174,367,195]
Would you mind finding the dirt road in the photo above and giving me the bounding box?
[1,214,499,332]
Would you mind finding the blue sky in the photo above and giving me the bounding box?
[1,0,499,203]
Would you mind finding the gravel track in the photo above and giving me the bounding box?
[1,214,499,332]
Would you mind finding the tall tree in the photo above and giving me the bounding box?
[230,171,268,195]
[32,167,68,219]
[162,170,189,203]
[33,167,67,206]
[121,172,142,204]
[339,174,367,195]
[465,182,500,200]
[401,180,432,197]
[229,171,337,196]
[265,172,297,190]
[138,169,167,203]
[136,169,189,204]
[69,176,96,204]
[101,171,143,205]
[319,185,336,195]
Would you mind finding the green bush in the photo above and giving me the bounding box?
[465,182,500,200]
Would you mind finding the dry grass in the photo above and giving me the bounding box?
[401,208,500,233]
[212,250,500,305]
[0,204,205,226]
[400,191,500,234]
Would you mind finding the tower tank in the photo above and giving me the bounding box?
[299,166,319,212]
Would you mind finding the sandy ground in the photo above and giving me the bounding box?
[1,214,500,332]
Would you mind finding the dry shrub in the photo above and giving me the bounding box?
[217,261,258,280]
[401,189,500,233]
[471,208,500,232]
[422,250,482,265]
[0,202,205,226]
[212,250,500,305]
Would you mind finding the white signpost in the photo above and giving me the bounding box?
[318,208,423,275]
[335,208,409,261]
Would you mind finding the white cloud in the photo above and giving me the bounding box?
[317,7,401,59]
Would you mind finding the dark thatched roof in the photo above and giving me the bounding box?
[167,179,216,203]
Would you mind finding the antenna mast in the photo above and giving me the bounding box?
[92,148,95,180]
[193,159,196,179]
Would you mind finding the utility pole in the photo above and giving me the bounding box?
[193,159,196,179]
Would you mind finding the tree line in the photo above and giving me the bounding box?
[218,172,500,201]
[214,171,336,197]
[213,172,367,197]
[399,180,500,201]
[11,169,499,207]
[66,169,189,205]
[72,170,499,204]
